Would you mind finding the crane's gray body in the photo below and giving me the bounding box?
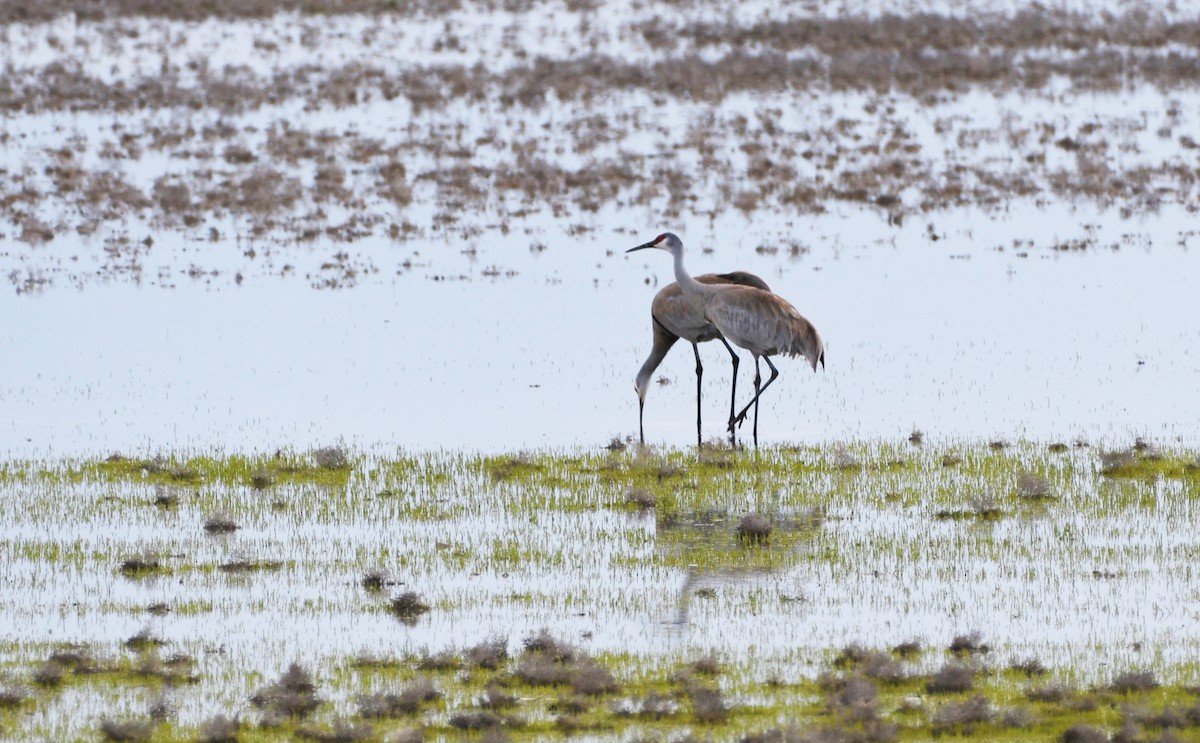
[634,272,770,445]
[628,232,825,446]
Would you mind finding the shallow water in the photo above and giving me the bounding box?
[3,201,1198,457]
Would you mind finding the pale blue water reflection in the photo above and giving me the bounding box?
[3,202,1197,456]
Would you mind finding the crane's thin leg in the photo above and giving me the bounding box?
[717,336,740,444]
[692,342,703,446]
[638,398,645,445]
[753,357,761,448]
[732,356,780,431]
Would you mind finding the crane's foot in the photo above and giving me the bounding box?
[727,410,750,432]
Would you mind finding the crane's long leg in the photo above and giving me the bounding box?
[731,355,780,432]
[716,336,740,444]
[692,342,703,446]
[753,357,761,447]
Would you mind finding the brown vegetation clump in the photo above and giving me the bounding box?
[203,512,239,533]
[379,160,414,207]
[132,653,198,685]
[467,637,509,670]
[1101,449,1137,472]
[218,559,283,573]
[832,645,907,684]
[250,662,321,722]
[31,661,65,687]
[892,640,922,658]
[98,719,155,742]
[927,662,975,693]
[17,216,56,244]
[736,513,771,544]
[315,163,352,203]
[932,695,993,734]
[123,627,164,651]
[479,683,518,710]
[1061,724,1109,743]
[360,568,389,593]
[625,487,657,509]
[827,676,880,722]
[1110,670,1159,693]
[0,682,27,709]
[358,679,442,718]
[949,631,990,656]
[449,711,503,730]
[688,685,729,724]
[690,652,722,676]
[198,715,241,743]
[47,648,98,674]
[1017,472,1054,499]
[613,691,678,719]
[389,591,430,621]
[152,177,193,214]
[1010,657,1049,676]
[515,631,619,696]
[237,167,303,215]
[313,446,349,470]
[120,553,167,577]
[416,649,461,671]
[570,661,619,696]
[296,720,375,742]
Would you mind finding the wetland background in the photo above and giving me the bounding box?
[3,0,1200,740]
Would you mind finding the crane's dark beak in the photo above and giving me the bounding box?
[626,240,656,253]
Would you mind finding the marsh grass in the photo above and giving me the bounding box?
[4,442,1200,740]
[85,451,355,489]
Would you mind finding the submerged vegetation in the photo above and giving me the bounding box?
[1,441,1199,739]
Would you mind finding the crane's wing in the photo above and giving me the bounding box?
[706,288,825,371]
[651,272,771,343]
[711,271,771,292]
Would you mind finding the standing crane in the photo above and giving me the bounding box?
[628,232,824,447]
[635,271,771,446]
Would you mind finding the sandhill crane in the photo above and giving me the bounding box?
[636,271,771,446]
[628,232,825,447]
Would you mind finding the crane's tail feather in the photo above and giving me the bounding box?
[781,315,824,372]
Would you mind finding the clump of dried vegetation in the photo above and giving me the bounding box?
[514,630,619,696]
[358,678,442,718]
[389,591,431,621]
[250,662,322,723]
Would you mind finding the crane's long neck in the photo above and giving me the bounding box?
[635,342,670,403]
[671,245,709,298]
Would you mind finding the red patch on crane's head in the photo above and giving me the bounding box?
[654,233,667,244]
